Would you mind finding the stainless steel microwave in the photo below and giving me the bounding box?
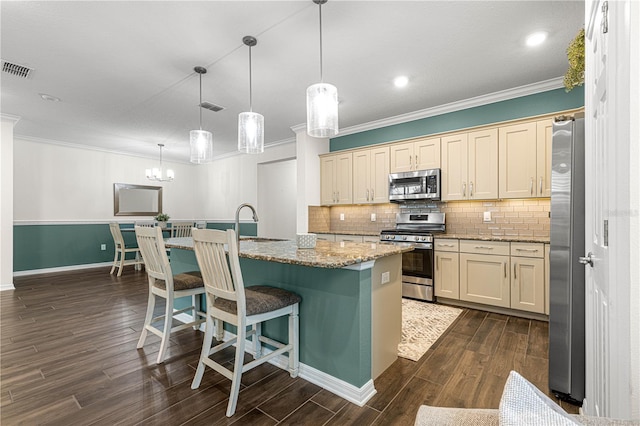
[388,169,441,202]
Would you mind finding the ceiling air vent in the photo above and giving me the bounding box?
[200,101,224,112]
[2,60,34,79]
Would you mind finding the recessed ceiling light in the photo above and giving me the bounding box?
[526,31,547,47]
[393,76,409,88]
[39,93,61,102]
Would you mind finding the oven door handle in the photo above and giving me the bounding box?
[407,243,433,249]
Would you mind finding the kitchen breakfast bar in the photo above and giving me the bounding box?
[165,237,411,405]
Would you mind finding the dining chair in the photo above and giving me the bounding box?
[171,221,194,238]
[190,228,301,417]
[109,223,144,277]
[135,226,206,364]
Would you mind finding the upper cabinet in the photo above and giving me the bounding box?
[390,137,440,173]
[499,119,552,199]
[536,119,554,198]
[441,129,498,201]
[353,147,390,204]
[320,152,352,205]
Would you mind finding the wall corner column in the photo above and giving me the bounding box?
[292,124,329,234]
[1,115,19,291]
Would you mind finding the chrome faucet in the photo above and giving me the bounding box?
[235,203,259,247]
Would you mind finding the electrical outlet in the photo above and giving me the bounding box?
[100,244,107,251]
[483,211,492,222]
[370,213,376,222]
[340,213,345,221]
[381,271,390,284]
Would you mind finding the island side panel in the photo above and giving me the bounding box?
[371,253,402,379]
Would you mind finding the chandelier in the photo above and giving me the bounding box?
[146,144,174,182]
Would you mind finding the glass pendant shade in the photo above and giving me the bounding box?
[238,111,264,154]
[189,129,213,164]
[306,82,338,138]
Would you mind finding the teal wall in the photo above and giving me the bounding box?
[13,222,257,272]
[330,87,584,151]
[170,247,373,387]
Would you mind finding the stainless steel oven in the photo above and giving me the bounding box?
[380,212,445,302]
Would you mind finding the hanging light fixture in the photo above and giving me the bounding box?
[146,144,175,182]
[190,66,214,164]
[306,0,338,138]
[238,35,264,154]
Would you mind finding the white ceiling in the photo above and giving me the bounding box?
[1,1,584,163]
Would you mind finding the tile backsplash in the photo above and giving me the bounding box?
[308,199,550,238]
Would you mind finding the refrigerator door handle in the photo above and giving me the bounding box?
[579,252,594,267]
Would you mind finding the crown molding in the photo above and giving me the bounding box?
[1,113,21,124]
[14,134,296,164]
[335,77,565,138]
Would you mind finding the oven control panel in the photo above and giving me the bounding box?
[380,234,433,243]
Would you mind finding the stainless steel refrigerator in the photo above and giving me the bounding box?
[548,113,585,405]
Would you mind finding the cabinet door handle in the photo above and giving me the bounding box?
[409,155,413,169]
[436,255,439,271]
[530,177,534,195]
[439,243,455,247]
[337,191,340,201]
[366,189,369,201]
[504,262,507,278]
[371,188,374,200]
[415,155,418,169]
[516,248,539,252]
[514,263,517,279]
[539,177,543,195]
[470,181,474,198]
[462,182,466,197]
[475,245,494,250]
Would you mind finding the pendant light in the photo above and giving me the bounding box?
[306,0,338,138]
[190,66,213,164]
[238,36,264,154]
[146,144,175,182]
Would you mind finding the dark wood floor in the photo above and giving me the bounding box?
[1,266,578,425]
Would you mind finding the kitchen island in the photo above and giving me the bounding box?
[165,237,412,406]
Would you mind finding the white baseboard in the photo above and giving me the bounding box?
[173,312,377,406]
[1,283,16,291]
[13,262,112,277]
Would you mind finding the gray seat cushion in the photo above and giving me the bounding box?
[213,285,301,316]
[153,271,204,291]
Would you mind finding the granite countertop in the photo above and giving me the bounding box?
[435,234,550,244]
[310,230,380,237]
[165,237,412,269]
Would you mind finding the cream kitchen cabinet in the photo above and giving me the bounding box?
[441,129,498,201]
[536,119,554,198]
[459,240,511,308]
[353,147,390,204]
[434,239,460,299]
[320,152,352,205]
[499,119,553,199]
[389,137,440,173]
[510,242,545,314]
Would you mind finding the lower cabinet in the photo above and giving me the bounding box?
[510,242,545,314]
[460,252,511,308]
[435,251,460,299]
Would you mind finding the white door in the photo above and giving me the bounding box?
[257,159,297,240]
[584,0,638,418]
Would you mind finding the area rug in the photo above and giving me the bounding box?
[398,299,463,361]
